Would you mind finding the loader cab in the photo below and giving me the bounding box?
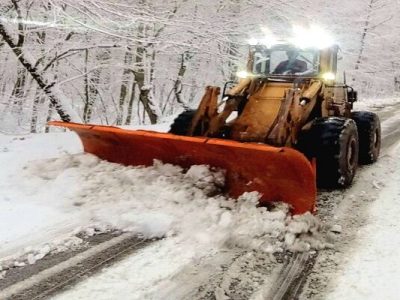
[248,43,339,82]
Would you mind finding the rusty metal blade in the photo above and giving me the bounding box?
[49,121,316,215]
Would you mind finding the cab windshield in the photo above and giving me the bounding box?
[252,45,320,77]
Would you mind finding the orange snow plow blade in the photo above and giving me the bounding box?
[50,121,316,215]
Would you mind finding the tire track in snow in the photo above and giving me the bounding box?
[267,252,314,300]
[0,233,154,300]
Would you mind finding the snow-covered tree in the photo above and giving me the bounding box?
[0,0,398,133]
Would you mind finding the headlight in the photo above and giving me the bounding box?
[322,72,335,81]
[236,71,250,79]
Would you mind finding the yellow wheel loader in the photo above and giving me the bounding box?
[50,43,381,215]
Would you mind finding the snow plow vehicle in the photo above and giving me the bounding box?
[50,43,381,215]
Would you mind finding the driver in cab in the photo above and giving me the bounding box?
[273,50,307,74]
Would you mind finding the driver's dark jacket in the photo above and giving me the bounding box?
[273,59,307,74]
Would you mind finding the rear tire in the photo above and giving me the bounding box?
[169,110,197,136]
[298,117,359,188]
[351,111,381,164]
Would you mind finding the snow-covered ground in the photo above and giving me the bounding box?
[0,124,328,288]
[326,143,400,300]
[0,133,84,261]
[1,97,400,299]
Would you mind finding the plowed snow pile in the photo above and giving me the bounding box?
[1,132,332,298]
[23,153,329,253]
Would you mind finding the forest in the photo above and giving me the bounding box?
[0,0,398,133]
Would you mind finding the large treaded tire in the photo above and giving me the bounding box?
[298,117,359,188]
[169,110,197,136]
[351,111,381,164]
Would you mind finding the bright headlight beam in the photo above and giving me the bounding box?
[248,24,333,49]
[260,27,278,48]
[236,71,250,79]
[322,72,336,81]
[290,24,334,49]
[248,38,258,46]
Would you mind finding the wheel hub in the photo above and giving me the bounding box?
[347,138,357,170]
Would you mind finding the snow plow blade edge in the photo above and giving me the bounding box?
[49,121,316,215]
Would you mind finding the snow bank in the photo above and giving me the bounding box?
[20,154,330,254]
[37,153,330,300]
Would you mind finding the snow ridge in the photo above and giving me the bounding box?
[23,154,330,254]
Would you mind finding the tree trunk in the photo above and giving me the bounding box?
[117,50,133,125]
[134,44,158,124]
[30,88,44,133]
[11,68,27,106]
[83,50,105,123]
[125,81,137,125]
[31,18,49,133]
[174,52,191,108]
[355,0,376,72]
[45,103,53,133]
[83,49,91,122]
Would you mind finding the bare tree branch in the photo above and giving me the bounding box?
[0,19,73,122]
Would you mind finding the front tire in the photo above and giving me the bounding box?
[351,111,381,164]
[169,110,197,136]
[298,117,359,188]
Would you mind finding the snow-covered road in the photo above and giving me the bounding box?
[327,143,400,299]
[1,99,400,299]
